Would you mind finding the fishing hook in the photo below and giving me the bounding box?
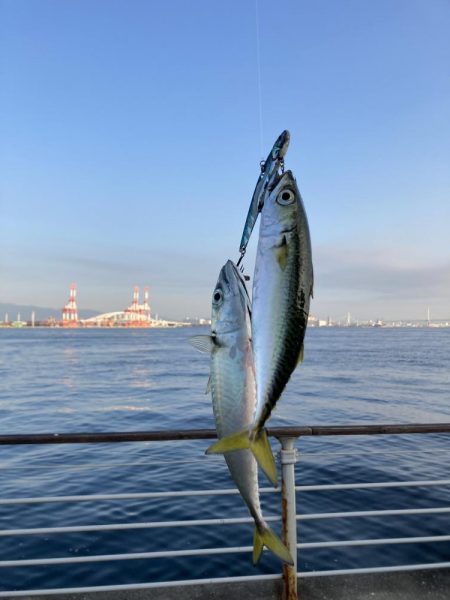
[237,259,250,281]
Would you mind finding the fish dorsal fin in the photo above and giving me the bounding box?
[190,335,214,354]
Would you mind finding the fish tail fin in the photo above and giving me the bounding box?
[253,527,264,564]
[206,428,278,486]
[253,523,293,565]
[250,428,277,486]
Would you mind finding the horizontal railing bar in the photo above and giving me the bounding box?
[2,506,449,536]
[0,487,277,505]
[298,506,450,520]
[299,562,450,577]
[0,515,279,536]
[0,457,224,469]
[296,479,450,491]
[0,458,225,471]
[298,534,450,549]
[0,479,447,506]
[0,545,260,567]
[299,449,450,458]
[2,534,450,564]
[0,574,282,597]
[0,430,220,445]
[1,451,448,474]
[289,423,450,437]
[0,516,279,536]
[1,446,448,468]
[1,423,450,444]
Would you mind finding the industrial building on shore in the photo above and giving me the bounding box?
[60,284,190,328]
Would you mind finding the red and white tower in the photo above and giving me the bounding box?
[125,286,140,324]
[124,285,151,326]
[62,283,78,326]
[142,287,151,320]
[133,286,139,312]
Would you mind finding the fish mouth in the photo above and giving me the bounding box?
[271,169,295,191]
[222,260,252,315]
[223,260,242,288]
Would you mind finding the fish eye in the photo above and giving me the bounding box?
[277,189,295,205]
[213,288,223,304]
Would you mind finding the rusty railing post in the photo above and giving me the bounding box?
[279,436,299,600]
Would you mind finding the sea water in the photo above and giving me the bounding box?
[0,327,449,590]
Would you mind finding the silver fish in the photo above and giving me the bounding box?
[209,171,313,485]
[191,260,292,564]
[238,130,290,259]
[252,170,313,436]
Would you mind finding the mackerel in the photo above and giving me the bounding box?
[208,171,313,485]
[191,260,292,564]
[252,170,313,434]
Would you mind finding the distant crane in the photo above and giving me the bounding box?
[62,283,78,327]
[124,286,151,326]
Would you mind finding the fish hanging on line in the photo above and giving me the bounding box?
[190,260,293,565]
[207,138,313,486]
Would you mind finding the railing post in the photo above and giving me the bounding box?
[279,436,299,600]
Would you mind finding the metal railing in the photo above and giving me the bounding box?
[1,423,450,599]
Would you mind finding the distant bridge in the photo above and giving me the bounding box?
[80,312,189,328]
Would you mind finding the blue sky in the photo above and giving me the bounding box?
[1,0,449,320]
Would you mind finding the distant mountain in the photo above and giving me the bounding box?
[0,302,98,321]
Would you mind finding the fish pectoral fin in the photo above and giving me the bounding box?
[205,429,251,454]
[205,375,211,394]
[189,335,214,354]
[251,429,278,487]
[296,343,304,367]
[253,524,293,565]
[275,235,289,270]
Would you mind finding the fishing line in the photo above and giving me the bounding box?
[255,0,264,159]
